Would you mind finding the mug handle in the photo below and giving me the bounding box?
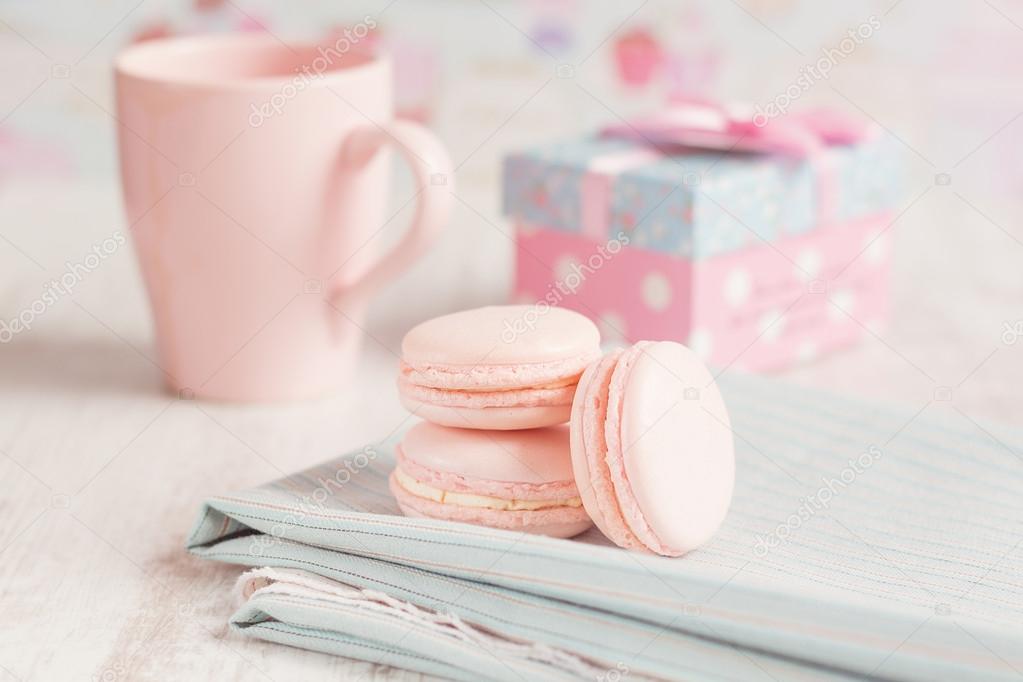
[328,120,452,315]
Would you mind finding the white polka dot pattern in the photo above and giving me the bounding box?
[724,269,751,307]
[641,272,672,312]
[758,309,785,341]
[688,328,714,360]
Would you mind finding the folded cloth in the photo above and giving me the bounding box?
[232,566,630,680]
[188,374,1023,681]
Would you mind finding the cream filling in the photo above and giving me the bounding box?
[395,468,582,511]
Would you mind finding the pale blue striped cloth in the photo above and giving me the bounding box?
[188,374,1023,681]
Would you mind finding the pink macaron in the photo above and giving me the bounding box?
[570,341,735,556]
[389,421,593,538]
[398,305,601,430]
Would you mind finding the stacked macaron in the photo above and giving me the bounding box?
[397,305,602,430]
[390,422,593,538]
[390,305,736,556]
[391,306,600,538]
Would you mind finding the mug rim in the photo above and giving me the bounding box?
[115,32,386,89]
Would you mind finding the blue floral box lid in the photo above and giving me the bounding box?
[502,135,900,260]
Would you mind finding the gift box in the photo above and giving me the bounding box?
[502,106,900,371]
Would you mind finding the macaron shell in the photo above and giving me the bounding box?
[401,305,601,367]
[398,378,576,409]
[604,342,668,554]
[390,473,592,538]
[400,396,572,430]
[618,341,735,555]
[400,422,577,484]
[398,449,580,500]
[569,350,646,551]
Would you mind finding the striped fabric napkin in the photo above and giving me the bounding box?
[187,374,1023,681]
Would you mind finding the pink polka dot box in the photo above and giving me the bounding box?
[502,121,900,371]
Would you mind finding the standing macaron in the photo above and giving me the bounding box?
[398,305,601,430]
[570,341,735,556]
[389,421,593,538]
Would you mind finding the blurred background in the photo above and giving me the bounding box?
[0,0,1019,442]
[0,0,1019,434]
[2,1,1020,417]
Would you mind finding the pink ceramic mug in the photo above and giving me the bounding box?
[115,34,452,401]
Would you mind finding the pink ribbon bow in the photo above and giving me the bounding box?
[599,99,875,228]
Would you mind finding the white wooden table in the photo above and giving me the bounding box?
[1,155,1020,682]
